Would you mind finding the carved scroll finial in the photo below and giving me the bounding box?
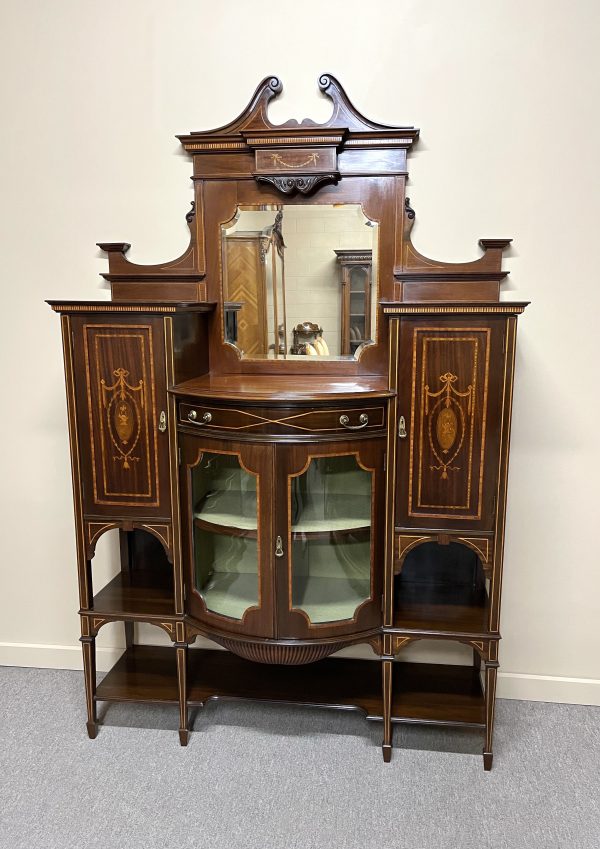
[317,73,419,137]
[268,76,283,95]
[185,201,196,223]
[405,197,415,219]
[318,74,334,93]
[318,72,370,130]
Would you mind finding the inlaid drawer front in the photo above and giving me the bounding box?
[178,402,386,437]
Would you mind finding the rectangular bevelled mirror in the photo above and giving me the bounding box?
[221,204,379,361]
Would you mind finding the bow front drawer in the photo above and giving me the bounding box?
[177,401,386,438]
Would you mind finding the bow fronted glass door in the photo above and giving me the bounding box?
[275,439,385,639]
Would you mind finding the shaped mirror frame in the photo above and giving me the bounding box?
[221,204,379,361]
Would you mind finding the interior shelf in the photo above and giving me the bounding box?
[96,646,485,728]
[194,490,257,532]
[393,581,490,635]
[291,527,370,541]
[199,572,258,621]
[92,569,174,618]
[292,576,371,623]
[194,517,257,539]
[293,494,371,534]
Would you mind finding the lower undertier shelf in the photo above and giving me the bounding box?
[95,646,485,728]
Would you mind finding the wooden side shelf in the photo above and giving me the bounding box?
[96,646,484,729]
[393,581,490,636]
[92,570,175,618]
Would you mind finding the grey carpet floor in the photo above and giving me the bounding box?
[0,666,599,849]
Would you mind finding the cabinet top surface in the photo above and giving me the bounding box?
[47,300,217,314]
[381,301,529,316]
[171,373,393,403]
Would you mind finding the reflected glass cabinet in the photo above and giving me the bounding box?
[336,249,373,355]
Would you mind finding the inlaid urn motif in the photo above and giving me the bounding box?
[101,367,144,469]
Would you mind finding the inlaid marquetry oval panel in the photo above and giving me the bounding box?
[114,398,135,443]
[435,405,458,452]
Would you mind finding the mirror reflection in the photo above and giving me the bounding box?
[222,204,378,360]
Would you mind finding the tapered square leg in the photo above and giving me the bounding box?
[382,658,393,763]
[483,662,498,771]
[176,644,189,746]
[81,635,98,739]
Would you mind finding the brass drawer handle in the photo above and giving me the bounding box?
[275,535,284,558]
[187,410,212,425]
[158,410,167,433]
[398,415,407,439]
[339,413,369,430]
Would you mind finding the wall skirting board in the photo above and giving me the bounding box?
[0,643,124,673]
[1,642,599,706]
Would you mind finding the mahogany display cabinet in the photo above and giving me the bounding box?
[49,75,528,769]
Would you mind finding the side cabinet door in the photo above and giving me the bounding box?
[72,316,171,517]
[179,434,275,639]
[275,439,385,640]
[396,317,506,532]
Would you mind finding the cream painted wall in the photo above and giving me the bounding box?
[1,0,599,704]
